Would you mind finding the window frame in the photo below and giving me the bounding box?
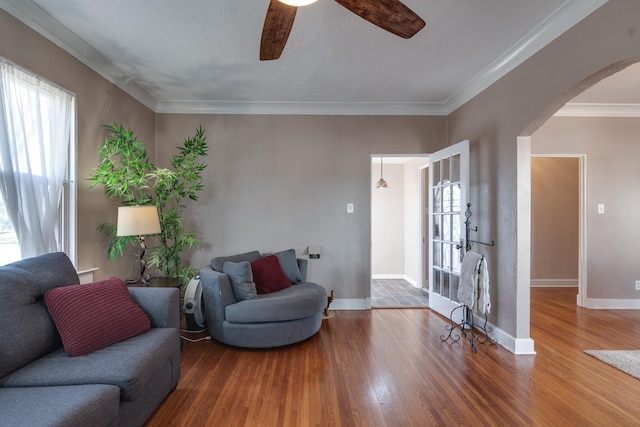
[0,57,77,266]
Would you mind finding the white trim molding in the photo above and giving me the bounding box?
[531,279,579,288]
[555,103,640,117]
[371,274,420,288]
[584,298,640,309]
[331,298,370,310]
[445,0,608,114]
[372,274,406,280]
[466,312,536,355]
[0,0,607,116]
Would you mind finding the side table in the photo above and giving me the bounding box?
[145,276,183,289]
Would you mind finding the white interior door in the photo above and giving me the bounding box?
[428,140,469,318]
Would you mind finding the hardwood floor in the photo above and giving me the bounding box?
[147,288,640,426]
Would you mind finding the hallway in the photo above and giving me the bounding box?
[371,279,429,308]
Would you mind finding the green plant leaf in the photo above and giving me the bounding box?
[89,123,209,279]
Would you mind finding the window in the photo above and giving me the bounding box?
[0,58,76,265]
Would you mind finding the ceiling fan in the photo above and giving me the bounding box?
[260,0,426,61]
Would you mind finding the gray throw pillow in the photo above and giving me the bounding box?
[274,249,303,284]
[211,251,261,272]
[223,261,258,301]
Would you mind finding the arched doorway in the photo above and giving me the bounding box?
[516,58,640,348]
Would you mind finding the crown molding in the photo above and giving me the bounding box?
[155,100,448,116]
[554,103,640,117]
[0,0,159,111]
[1,0,608,116]
[443,0,608,114]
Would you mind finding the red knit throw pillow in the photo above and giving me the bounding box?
[44,277,150,356]
[250,255,292,294]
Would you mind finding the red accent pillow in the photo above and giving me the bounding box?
[250,255,292,294]
[44,277,150,357]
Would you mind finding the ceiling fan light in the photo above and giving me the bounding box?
[278,0,318,6]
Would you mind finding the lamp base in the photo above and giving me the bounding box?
[124,274,151,286]
[125,236,151,285]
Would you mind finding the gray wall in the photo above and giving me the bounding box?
[447,0,640,341]
[4,0,640,349]
[0,9,155,279]
[530,157,579,284]
[533,116,640,299]
[372,163,405,277]
[155,114,447,302]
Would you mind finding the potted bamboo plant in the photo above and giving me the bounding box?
[89,122,208,284]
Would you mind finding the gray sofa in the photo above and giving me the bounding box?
[0,252,181,427]
[200,250,327,348]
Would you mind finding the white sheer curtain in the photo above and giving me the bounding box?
[0,58,74,259]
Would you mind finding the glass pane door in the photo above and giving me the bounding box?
[429,141,468,317]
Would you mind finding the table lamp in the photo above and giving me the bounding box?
[117,205,161,284]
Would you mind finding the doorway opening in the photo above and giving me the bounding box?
[370,155,429,308]
[530,155,586,306]
[516,60,640,354]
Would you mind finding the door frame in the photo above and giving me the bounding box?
[531,153,587,307]
[417,164,429,292]
[370,154,430,307]
[428,140,469,319]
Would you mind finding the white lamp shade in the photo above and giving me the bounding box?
[117,206,161,237]
[279,0,318,6]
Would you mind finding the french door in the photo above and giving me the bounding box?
[428,140,469,318]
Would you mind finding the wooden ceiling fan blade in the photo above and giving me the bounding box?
[260,0,298,61]
[334,0,425,39]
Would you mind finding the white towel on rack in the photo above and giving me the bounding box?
[457,251,482,310]
[477,257,491,315]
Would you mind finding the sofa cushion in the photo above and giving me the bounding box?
[211,250,261,272]
[223,261,258,301]
[225,282,326,323]
[44,277,150,356]
[251,255,291,294]
[0,252,80,379]
[0,384,120,427]
[1,328,178,402]
[274,249,303,284]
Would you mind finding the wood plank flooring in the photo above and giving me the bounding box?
[146,288,640,426]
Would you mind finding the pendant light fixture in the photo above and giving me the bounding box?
[376,157,388,189]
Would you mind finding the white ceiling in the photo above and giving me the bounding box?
[4,0,634,116]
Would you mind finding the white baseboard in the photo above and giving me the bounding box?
[371,274,420,288]
[512,338,537,355]
[530,279,578,288]
[332,298,537,355]
[330,298,370,310]
[372,274,404,280]
[465,312,536,355]
[584,298,640,309]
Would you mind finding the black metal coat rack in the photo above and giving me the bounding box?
[441,203,497,352]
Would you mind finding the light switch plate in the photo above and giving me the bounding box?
[347,203,354,213]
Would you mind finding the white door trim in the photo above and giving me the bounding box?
[428,140,469,319]
[417,163,429,292]
[531,153,587,307]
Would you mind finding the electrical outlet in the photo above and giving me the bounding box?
[347,203,354,214]
[635,280,640,291]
